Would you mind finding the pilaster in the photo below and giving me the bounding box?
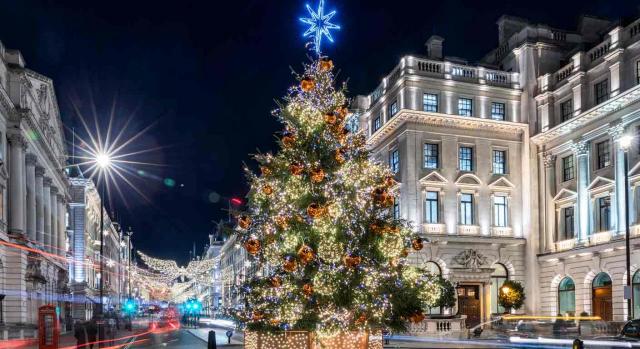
[42,177,51,252]
[543,153,557,250]
[34,166,44,246]
[25,153,36,242]
[7,133,26,236]
[50,186,58,255]
[572,140,591,241]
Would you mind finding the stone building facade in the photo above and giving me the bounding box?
[355,14,640,325]
[0,41,71,338]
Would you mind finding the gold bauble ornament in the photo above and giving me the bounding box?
[369,221,384,235]
[412,238,424,251]
[289,162,304,176]
[297,245,315,264]
[302,283,314,296]
[260,166,272,177]
[274,216,289,229]
[270,276,282,288]
[336,106,349,119]
[335,149,346,164]
[400,248,409,258]
[384,176,397,188]
[343,255,362,268]
[310,168,325,183]
[324,113,337,125]
[372,187,390,205]
[252,311,264,321]
[306,203,326,218]
[262,184,274,196]
[354,314,367,325]
[319,58,334,72]
[283,258,298,272]
[238,215,251,230]
[244,239,261,255]
[282,133,296,148]
[300,78,315,92]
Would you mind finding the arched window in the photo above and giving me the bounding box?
[633,271,640,318]
[558,277,575,315]
[592,272,613,321]
[491,263,508,314]
[425,261,442,316]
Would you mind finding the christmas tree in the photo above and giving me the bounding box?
[235,57,438,337]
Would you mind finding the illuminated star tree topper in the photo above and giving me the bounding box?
[299,0,340,55]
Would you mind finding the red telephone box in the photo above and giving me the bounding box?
[38,305,59,349]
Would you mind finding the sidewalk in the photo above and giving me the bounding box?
[185,318,243,347]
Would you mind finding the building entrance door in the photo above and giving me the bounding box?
[457,284,481,328]
[592,286,612,321]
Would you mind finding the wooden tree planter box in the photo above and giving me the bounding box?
[244,330,383,349]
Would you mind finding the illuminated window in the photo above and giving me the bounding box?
[460,193,474,225]
[491,102,505,120]
[458,98,473,116]
[493,196,507,227]
[393,198,400,220]
[424,143,439,169]
[598,196,611,232]
[372,114,381,132]
[424,191,439,223]
[562,206,575,240]
[423,93,438,112]
[493,150,506,174]
[389,101,398,117]
[597,140,611,169]
[558,277,575,315]
[491,264,508,314]
[389,149,399,174]
[459,146,473,171]
[562,156,574,181]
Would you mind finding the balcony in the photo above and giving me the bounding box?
[423,223,446,235]
[491,226,513,237]
[406,316,467,336]
[555,238,577,252]
[457,225,480,236]
[588,231,612,245]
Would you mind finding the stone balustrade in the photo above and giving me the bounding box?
[422,223,446,235]
[405,316,467,336]
[588,231,612,245]
[491,226,513,237]
[555,238,577,252]
[457,225,480,236]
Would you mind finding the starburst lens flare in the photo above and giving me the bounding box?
[96,152,112,169]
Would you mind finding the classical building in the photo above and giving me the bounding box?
[67,166,132,321]
[355,14,640,325]
[0,41,72,338]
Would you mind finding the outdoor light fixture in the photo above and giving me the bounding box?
[620,135,633,150]
[501,286,511,295]
[95,152,112,169]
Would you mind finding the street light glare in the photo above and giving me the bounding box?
[620,135,634,150]
[96,152,112,169]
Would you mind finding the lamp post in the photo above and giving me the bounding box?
[95,152,112,317]
[620,135,633,320]
[125,227,133,299]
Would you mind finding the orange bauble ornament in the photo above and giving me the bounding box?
[270,276,282,288]
[335,149,346,164]
[289,162,304,176]
[343,255,362,268]
[372,187,392,206]
[297,245,315,264]
[412,238,424,251]
[336,106,349,119]
[300,78,315,92]
[354,314,367,325]
[369,221,384,235]
[252,311,264,321]
[319,58,334,72]
[282,133,296,148]
[244,239,261,256]
[306,203,326,218]
[310,168,325,183]
[238,215,251,230]
[384,176,397,188]
[283,258,298,272]
[324,113,337,125]
[400,248,409,258]
[260,166,272,177]
[274,216,288,229]
[302,283,314,297]
[262,184,274,196]
[409,312,425,323]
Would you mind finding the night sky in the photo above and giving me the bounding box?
[0,0,635,264]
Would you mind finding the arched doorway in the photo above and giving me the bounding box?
[592,272,612,321]
[490,264,508,314]
[425,261,442,316]
[558,277,575,316]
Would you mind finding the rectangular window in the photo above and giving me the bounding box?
[389,101,398,117]
[597,140,611,169]
[594,79,609,105]
[425,191,439,223]
[561,99,573,122]
[562,156,574,181]
[492,150,506,174]
[491,102,505,121]
[563,206,575,240]
[637,61,640,85]
[423,93,439,112]
[393,198,400,220]
[598,196,611,232]
[458,98,473,116]
[373,114,381,132]
[390,149,400,174]
[424,143,439,169]
[460,193,474,225]
[493,196,507,227]
[459,146,473,171]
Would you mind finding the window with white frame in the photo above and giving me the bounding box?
[598,196,611,232]
[459,146,473,171]
[424,143,439,169]
[390,149,399,174]
[458,98,473,116]
[493,196,507,227]
[562,156,574,181]
[424,191,439,223]
[491,102,505,120]
[493,150,506,174]
[423,93,438,112]
[389,100,398,117]
[460,193,474,225]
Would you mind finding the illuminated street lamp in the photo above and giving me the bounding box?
[619,134,633,320]
[94,151,113,317]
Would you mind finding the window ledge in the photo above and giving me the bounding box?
[491,226,512,237]
[457,225,480,235]
[423,223,446,234]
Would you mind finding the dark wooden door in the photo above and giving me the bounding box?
[457,285,481,328]
[593,286,613,321]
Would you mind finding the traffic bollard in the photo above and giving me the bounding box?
[208,330,217,349]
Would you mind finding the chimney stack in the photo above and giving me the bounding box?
[425,35,444,60]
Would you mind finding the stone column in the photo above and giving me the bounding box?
[25,153,37,242]
[7,134,26,235]
[50,186,58,254]
[43,177,51,252]
[572,140,591,242]
[543,153,557,250]
[610,124,626,235]
[35,166,45,246]
[57,195,66,255]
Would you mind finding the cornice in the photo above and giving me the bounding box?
[531,84,640,145]
[366,110,528,146]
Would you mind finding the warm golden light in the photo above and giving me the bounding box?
[501,286,511,294]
